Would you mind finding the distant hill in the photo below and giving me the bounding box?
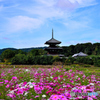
[0,48,17,55]
[0,47,47,55]
[0,42,100,56]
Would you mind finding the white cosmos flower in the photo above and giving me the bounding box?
[63,78,65,81]
[30,85,33,88]
[24,92,28,96]
[25,69,30,72]
[63,85,66,87]
[30,79,34,81]
[9,90,14,94]
[90,83,94,85]
[27,82,32,85]
[75,76,78,78]
[50,76,53,79]
[42,94,46,98]
[74,83,80,85]
[78,96,82,99]
[71,87,77,91]
[58,77,60,80]
[19,82,23,86]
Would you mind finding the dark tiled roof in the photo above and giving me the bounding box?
[45,38,61,44]
[45,47,62,50]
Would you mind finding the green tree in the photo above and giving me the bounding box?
[26,54,34,64]
[38,49,47,55]
[28,49,40,56]
[1,49,15,61]
[84,43,93,55]
[14,49,26,55]
[11,54,27,64]
[93,43,100,55]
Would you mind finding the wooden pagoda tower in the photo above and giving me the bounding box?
[45,29,63,56]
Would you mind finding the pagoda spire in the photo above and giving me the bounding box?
[52,29,54,39]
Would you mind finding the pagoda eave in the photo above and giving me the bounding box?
[45,42,61,45]
[45,47,62,50]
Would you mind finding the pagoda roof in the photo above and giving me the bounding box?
[45,29,61,44]
[45,38,61,44]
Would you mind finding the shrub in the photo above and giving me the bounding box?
[52,61,62,65]
[92,57,100,67]
[64,57,75,65]
[53,55,60,62]
[84,64,91,67]
[75,57,93,65]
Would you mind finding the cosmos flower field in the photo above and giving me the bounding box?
[0,67,100,100]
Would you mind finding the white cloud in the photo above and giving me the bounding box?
[56,0,79,10]
[23,3,64,20]
[64,20,89,30]
[56,0,97,10]
[6,16,43,33]
[36,0,57,7]
[2,0,97,35]
[18,0,97,27]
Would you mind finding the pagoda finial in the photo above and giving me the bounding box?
[52,29,54,38]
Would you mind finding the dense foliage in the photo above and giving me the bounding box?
[0,42,100,66]
[64,56,100,67]
[61,42,100,56]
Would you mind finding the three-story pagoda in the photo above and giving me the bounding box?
[45,29,62,56]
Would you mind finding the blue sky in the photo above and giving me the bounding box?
[0,0,100,49]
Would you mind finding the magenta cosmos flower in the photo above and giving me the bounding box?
[12,76,17,80]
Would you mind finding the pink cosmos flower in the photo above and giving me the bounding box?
[7,93,16,98]
[0,82,3,84]
[6,84,10,88]
[12,76,17,80]
[91,95,97,99]
[46,90,52,94]
[49,95,59,100]
[65,92,71,98]
[80,86,86,90]
[34,85,44,94]
[70,80,74,83]
[23,82,27,86]
[1,72,5,76]
[87,97,93,100]
[59,95,68,100]
[78,78,80,80]
[4,80,9,84]
[83,75,86,78]
[32,82,35,86]
[69,69,72,72]
[16,88,24,95]
[83,89,87,93]
[35,95,39,98]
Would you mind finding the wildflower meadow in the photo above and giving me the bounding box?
[0,66,100,100]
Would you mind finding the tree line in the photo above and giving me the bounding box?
[61,42,100,56]
[0,42,100,65]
